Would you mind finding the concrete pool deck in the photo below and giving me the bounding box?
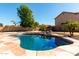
[0,32,79,56]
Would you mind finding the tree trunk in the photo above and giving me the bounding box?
[71,31,74,36]
[70,31,74,37]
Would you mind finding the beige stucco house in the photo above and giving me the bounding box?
[55,12,79,31]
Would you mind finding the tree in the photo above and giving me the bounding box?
[0,23,3,27]
[34,22,39,28]
[11,20,17,26]
[61,23,68,34]
[39,24,47,31]
[61,20,79,36]
[52,26,56,31]
[17,5,35,28]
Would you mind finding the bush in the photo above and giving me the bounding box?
[52,26,56,31]
[0,23,3,27]
[39,24,47,31]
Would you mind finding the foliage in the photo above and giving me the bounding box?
[61,19,79,36]
[11,20,17,26]
[0,23,3,27]
[17,5,35,28]
[39,24,47,31]
[52,26,56,31]
[34,22,39,28]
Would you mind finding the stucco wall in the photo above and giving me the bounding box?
[55,12,79,31]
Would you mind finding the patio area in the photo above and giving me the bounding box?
[0,32,79,56]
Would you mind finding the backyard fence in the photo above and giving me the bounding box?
[0,26,32,32]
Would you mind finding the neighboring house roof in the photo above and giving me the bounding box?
[55,12,79,20]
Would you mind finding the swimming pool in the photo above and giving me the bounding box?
[17,34,73,51]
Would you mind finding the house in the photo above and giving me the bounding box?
[55,12,79,31]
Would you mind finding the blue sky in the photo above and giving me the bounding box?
[1,3,79,25]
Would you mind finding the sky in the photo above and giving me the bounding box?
[1,3,79,26]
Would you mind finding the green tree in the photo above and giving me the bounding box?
[61,20,79,36]
[52,26,56,31]
[61,23,68,34]
[39,24,47,31]
[34,22,39,28]
[17,5,35,28]
[11,20,17,26]
[0,23,3,27]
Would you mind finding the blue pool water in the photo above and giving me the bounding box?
[17,34,73,51]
